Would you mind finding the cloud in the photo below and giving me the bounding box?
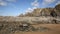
[0,0,17,6]
[23,8,32,14]
[25,7,37,13]
[25,0,39,13]
[56,1,60,5]
[42,0,56,5]
[31,0,39,7]
[33,7,37,9]
[0,1,7,6]
[25,8,33,13]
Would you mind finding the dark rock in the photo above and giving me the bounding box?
[18,23,31,32]
[50,10,57,17]
[0,24,3,31]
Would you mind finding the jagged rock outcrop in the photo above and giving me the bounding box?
[55,4,60,16]
[55,4,60,10]
[19,4,60,17]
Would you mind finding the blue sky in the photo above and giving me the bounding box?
[0,0,60,16]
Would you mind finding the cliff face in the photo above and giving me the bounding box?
[55,4,60,16]
[19,4,60,17]
[55,4,60,10]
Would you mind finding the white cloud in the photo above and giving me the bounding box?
[25,8,33,13]
[42,0,56,5]
[25,0,39,13]
[56,1,60,5]
[0,1,7,6]
[0,0,17,6]
[25,7,37,13]
[33,7,37,9]
[31,0,39,7]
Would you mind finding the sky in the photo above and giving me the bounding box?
[0,0,60,16]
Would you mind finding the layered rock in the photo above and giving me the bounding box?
[19,4,60,17]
